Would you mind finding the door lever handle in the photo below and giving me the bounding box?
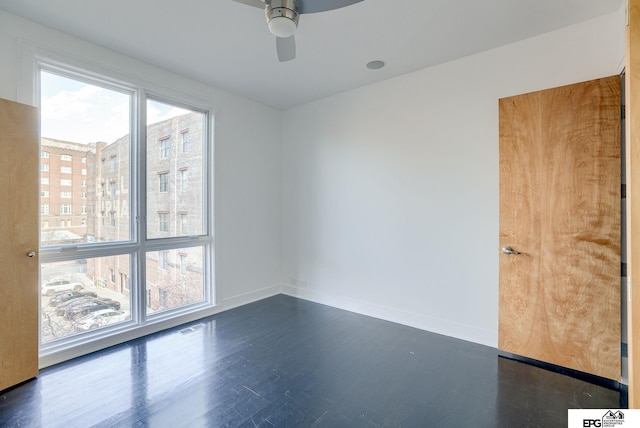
[502,246,521,255]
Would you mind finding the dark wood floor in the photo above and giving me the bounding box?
[0,295,626,427]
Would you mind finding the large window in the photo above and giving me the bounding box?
[38,66,212,352]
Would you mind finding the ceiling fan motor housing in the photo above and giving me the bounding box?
[266,0,299,37]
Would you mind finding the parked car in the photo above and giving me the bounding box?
[41,279,83,296]
[49,290,98,307]
[55,297,98,316]
[63,298,121,320]
[75,309,128,331]
[96,297,120,309]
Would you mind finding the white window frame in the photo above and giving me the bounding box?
[31,57,215,363]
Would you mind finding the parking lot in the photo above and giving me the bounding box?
[41,273,131,343]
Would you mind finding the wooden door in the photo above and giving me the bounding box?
[0,98,39,390]
[499,76,621,381]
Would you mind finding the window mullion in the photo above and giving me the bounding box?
[137,90,148,323]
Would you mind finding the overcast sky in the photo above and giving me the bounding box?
[40,70,189,145]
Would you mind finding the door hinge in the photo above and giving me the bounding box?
[622,262,627,277]
[621,104,626,120]
[622,183,627,199]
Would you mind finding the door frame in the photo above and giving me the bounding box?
[626,0,640,409]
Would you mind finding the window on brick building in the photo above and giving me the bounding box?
[158,212,168,232]
[180,168,188,190]
[159,173,168,192]
[159,251,168,270]
[159,138,169,159]
[180,213,188,235]
[181,131,189,152]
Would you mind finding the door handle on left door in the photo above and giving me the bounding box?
[502,246,521,255]
[27,251,36,258]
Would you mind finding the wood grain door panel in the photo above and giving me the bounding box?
[0,98,39,391]
[499,76,621,381]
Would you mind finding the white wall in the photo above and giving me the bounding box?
[0,5,626,360]
[0,9,283,364]
[281,11,625,347]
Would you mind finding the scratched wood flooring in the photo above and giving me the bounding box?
[0,295,626,427]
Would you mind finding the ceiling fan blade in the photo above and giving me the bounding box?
[297,0,363,14]
[276,36,296,62]
[232,0,268,9]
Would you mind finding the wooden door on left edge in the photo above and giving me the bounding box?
[498,76,621,381]
[0,98,39,391]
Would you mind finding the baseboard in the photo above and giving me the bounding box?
[220,284,283,310]
[281,285,497,348]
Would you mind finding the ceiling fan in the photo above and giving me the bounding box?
[233,0,364,62]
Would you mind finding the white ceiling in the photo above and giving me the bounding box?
[0,0,624,110]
